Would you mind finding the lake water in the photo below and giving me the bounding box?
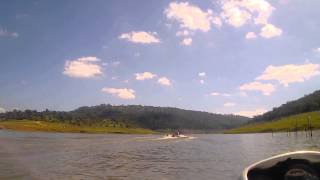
[0,130,319,180]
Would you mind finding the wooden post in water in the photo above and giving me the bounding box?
[307,116,310,138]
[294,118,299,137]
[304,127,308,138]
[305,127,308,138]
[308,116,312,138]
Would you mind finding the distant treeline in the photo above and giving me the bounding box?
[254,90,320,122]
[0,104,249,130]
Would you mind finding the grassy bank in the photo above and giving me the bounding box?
[0,120,155,134]
[225,111,320,134]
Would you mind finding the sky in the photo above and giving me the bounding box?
[0,0,320,117]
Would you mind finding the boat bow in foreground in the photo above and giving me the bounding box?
[243,151,320,180]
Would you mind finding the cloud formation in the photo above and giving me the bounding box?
[313,47,320,53]
[119,31,160,44]
[101,88,135,99]
[239,81,275,95]
[210,92,231,97]
[220,0,282,39]
[221,0,273,26]
[0,107,6,113]
[235,108,267,117]
[256,63,320,86]
[221,2,251,27]
[176,30,190,36]
[245,32,257,39]
[198,72,206,84]
[224,102,236,107]
[63,57,103,78]
[198,72,206,77]
[0,28,19,38]
[165,2,214,32]
[135,72,157,80]
[259,24,282,38]
[212,17,222,28]
[158,77,172,86]
[181,38,192,46]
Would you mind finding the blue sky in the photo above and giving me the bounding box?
[0,0,320,117]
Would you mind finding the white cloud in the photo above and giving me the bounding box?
[176,30,190,36]
[198,72,206,77]
[220,0,282,39]
[239,81,275,96]
[211,92,220,96]
[181,38,192,46]
[101,88,135,99]
[0,28,19,38]
[63,56,103,78]
[0,107,6,113]
[210,92,231,97]
[245,32,257,39]
[224,102,236,107]
[259,24,282,38]
[221,0,274,27]
[135,72,157,80]
[235,108,267,118]
[158,77,172,86]
[313,48,320,53]
[241,0,274,25]
[256,63,320,87]
[165,2,213,32]
[221,3,251,27]
[212,17,222,27]
[198,72,206,84]
[119,31,160,44]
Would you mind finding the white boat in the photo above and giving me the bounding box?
[163,134,188,139]
[242,151,320,180]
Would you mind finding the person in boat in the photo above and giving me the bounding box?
[170,130,181,137]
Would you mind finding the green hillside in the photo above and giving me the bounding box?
[0,104,249,133]
[254,90,320,122]
[225,111,320,134]
[0,120,155,134]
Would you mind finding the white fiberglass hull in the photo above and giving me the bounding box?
[242,151,320,180]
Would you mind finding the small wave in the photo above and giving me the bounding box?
[156,135,196,140]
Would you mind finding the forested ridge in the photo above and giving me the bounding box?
[254,90,320,122]
[0,104,249,130]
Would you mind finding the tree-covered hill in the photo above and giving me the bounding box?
[0,104,249,130]
[226,111,320,134]
[254,90,320,122]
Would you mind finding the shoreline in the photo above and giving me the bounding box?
[0,120,156,134]
[0,120,227,135]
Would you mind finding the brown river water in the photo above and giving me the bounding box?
[0,130,319,180]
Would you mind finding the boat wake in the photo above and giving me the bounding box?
[156,134,196,140]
